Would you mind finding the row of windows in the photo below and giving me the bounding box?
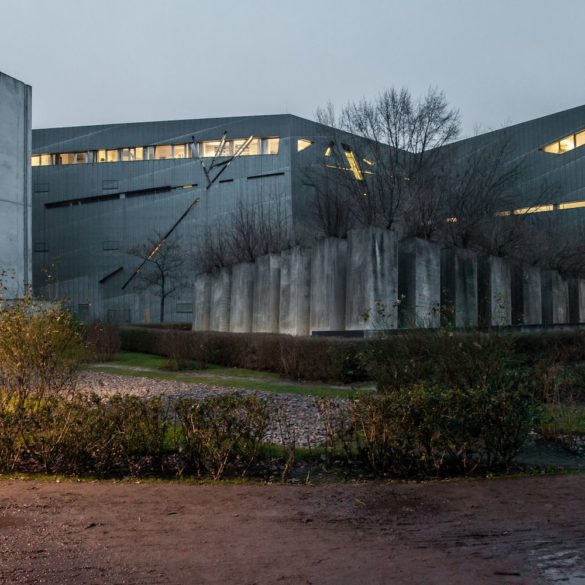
[32,137,280,167]
[496,199,585,216]
[542,130,585,155]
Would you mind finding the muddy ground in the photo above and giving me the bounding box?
[0,474,583,585]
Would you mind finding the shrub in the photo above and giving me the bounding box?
[0,391,171,476]
[85,321,121,361]
[352,375,537,478]
[175,394,270,480]
[0,294,86,400]
[360,330,517,392]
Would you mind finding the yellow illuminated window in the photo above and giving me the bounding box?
[558,200,585,210]
[173,144,186,159]
[543,142,561,154]
[234,138,260,156]
[31,155,40,167]
[98,149,106,162]
[362,158,375,166]
[325,146,332,156]
[134,147,144,161]
[59,153,75,165]
[342,146,364,181]
[514,204,554,215]
[559,136,575,153]
[576,131,585,148]
[106,149,119,163]
[297,139,313,152]
[154,145,172,160]
[202,141,222,157]
[262,138,279,155]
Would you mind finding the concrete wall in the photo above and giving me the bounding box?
[279,247,311,336]
[310,238,347,332]
[252,254,281,333]
[398,238,441,328]
[230,263,254,333]
[569,278,585,324]
[511,265,542,325]
[192,273,211,331]
[0,72,31,299]
[478,256,512,326]
[542,270,569,325]
[440,247,478,328]
[346,227,398,330]
[209,268,231,331]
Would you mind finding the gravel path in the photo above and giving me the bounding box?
[78,371,348,447]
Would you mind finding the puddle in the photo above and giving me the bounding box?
[532,543,585,584]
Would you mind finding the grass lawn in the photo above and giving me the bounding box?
[540,404,585,437]
[87,352,364,398]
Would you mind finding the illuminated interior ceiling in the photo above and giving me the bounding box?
[297,138,313,152]
[542,129,585,154]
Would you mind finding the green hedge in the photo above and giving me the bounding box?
[119,327,585,384]
[120,327,367,383]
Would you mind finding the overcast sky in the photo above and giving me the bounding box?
[1,0,584,137]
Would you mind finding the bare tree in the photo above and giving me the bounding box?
[127,233,187,323]
[315,87,461,233]
[192,197,293,272]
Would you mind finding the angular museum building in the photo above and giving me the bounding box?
[30,105,585,326]
[0,71,31,300]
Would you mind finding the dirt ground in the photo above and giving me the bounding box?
[0,474,583,585]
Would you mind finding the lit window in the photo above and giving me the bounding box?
[262,138,279,155]
[363,158,375,166]
[202,141,221,157]
[106,149,119,163]
[40,154,54,166]
[514,204,554,215]
[59,153,75,165]
[542,131,583,154]
[558,200,585,210]
[342,145,364,181]
[543,142,561,154]
[559,136,575,153]
[32,155,40,167]
[173,144,187,159]
[134,147,144,161]
[234,138,260,156]
[154,145,172,160]
[297,139,313,152]
[120,148,133,161]
[98,149,106,163]
[74,152,88,164]
[325,145,332,157]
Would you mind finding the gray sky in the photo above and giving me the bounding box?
[2,0,584,137]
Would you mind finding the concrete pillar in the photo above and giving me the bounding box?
[569,278,585,324]
[345,227,398,330]
[279,247,311,336]
[478,256,512,327]
[252,254,281,333]
[209,267,231,332]
[310,237,347,332]
[542,270,569,324]
[229,262,255,333]
[440,247,478,328]
[511,265,542,325]
[192,273,211,331]
[398,238,441,329]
